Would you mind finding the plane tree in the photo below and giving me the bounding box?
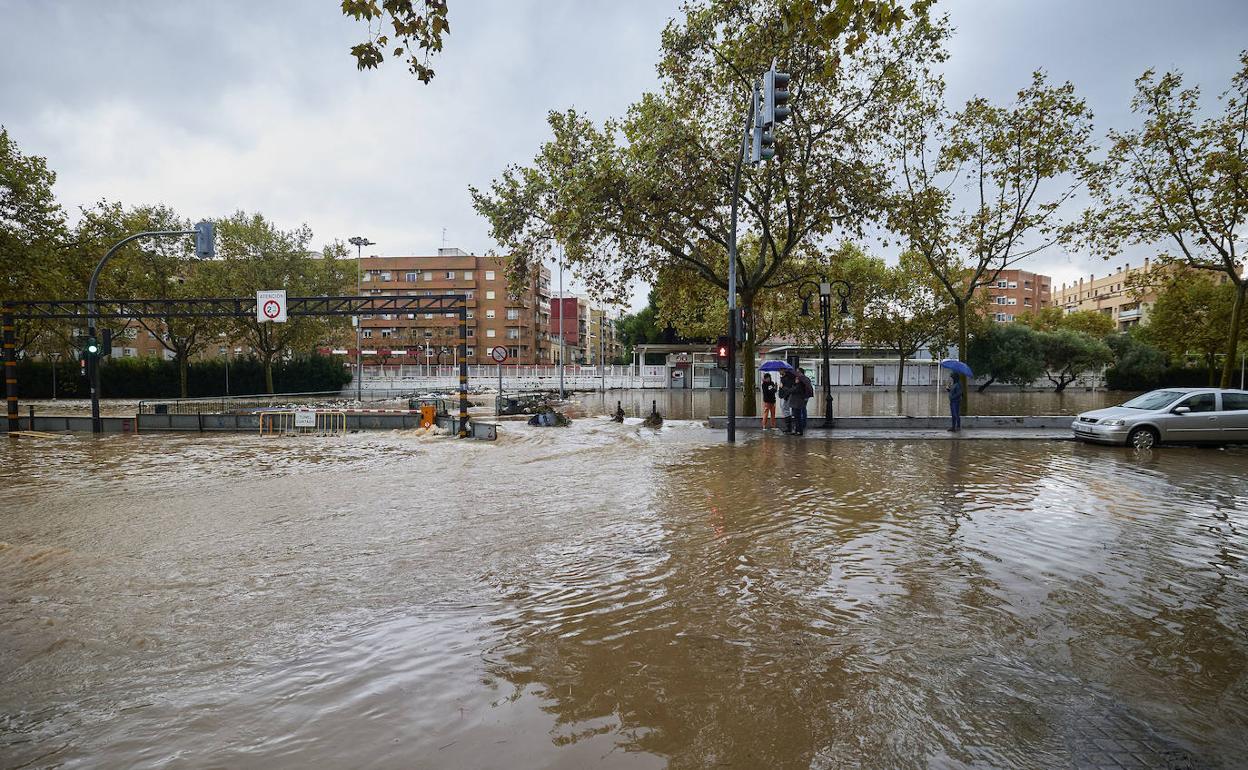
[886,71,1096,412]
[471,0,943,414]
[1081,52,1248,387]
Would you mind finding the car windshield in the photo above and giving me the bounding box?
[1121,390,1184,410]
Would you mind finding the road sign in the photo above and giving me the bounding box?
[294,410,316,427]
[256,290,287,323]
[490,346,508,363]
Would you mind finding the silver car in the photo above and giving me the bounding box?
[1072,388,1248,449]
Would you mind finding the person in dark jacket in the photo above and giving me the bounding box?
[789,367,814,435]
[761,373,778,429]
[778,369,797,433]
[946,374,962,432]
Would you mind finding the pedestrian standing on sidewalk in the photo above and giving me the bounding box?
[778,369,796,433]
[946,374,962,432]
[789,367,814,435]
[761,373,778,429]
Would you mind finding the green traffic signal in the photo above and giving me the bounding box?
[85,337,99,355]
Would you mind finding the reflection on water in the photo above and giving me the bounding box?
[1,425,1244,768]
[571,387,1137,420]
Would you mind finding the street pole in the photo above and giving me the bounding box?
[225,353,230,396]
[50,353,58,400]
[87,227,205,433]
[600,312,605,393]
[725,83,758,444]
[820,291,832,428]
[558,247,565,400]
[349,236,374,403]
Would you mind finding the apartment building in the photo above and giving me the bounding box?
[549,296,625,365]
[587,306,624,365]
[355,248,552,365]
[1054,259,1158,331]
[980,269,1052,323]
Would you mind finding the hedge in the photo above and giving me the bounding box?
[15,354,352,399]
[1104,364,1220,392]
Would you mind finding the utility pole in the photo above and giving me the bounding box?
[558,246,565,400]
[348,236,375,402]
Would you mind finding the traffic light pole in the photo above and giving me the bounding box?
[86,228,205,433]
[726,82,759,444]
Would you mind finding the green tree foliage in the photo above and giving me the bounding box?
[1015,307,1115,337]
[1104,331,1169,391]
[1139,268,1244,384]
[343,0,449,83]
[471,1,943,415]
[857,251,954,392]
[966,323,1045,392]
[1037,328,1113,392]
[887,71,1096,411]
[1082,51,1248,387]
[205,213,353,392]
[70,201,226,397]
[0,126,69,352]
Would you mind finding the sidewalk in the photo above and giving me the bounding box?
[750,427,1072,441]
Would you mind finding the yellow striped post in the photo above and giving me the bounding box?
[3,304,18,435]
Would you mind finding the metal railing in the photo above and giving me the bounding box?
[138,391,350,415]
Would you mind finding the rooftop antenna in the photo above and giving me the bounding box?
[441,227,447,249]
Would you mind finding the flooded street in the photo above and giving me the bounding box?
[2,423,1245,768]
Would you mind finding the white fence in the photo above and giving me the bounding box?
[351,361,952,392]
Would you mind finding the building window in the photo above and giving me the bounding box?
[485,271,496,280]
[381,329,392,338]
[994,313,1008,322]
[997,280,1008,288]
[1007,281,1017,289]
[424,330,433,338]
[465,291,474,299]
[405,272,418,282]
[363,272,372,282]
[406,313,415,320]
[381,272,391,282]
[466,347,475,357]
[423,271,433,281]
[466,310,474,319]
[996,297,1007,305]
[1023,298,1032,306]
[467,329,474,338]
[507,329,520,340]
[486,309,496,319]
[1007,298,1017,305]
[464,271,474,280]
[486,290,496,300]
[425,313,433,319]
[445,271,455,280]
[486,329,496,338]
[363,330,374,338]
[506,308,520,320]
[446,328,455,337]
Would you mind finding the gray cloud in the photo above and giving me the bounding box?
[2,0,1245,307]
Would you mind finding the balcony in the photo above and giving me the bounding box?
[1118,308,1142,321]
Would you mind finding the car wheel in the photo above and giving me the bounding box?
[1127,426,1158,450]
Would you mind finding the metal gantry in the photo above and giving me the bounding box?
[2,294,473,435]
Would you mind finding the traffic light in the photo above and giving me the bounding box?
[84,336,100,356]
[715,336,730,370]
[194,220,215,259]
[100,329,112,358]
[763,65,791,128]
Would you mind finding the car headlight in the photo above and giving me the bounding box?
[1100,419,1125,427]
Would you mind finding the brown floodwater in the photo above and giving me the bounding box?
[1,422,1245,769]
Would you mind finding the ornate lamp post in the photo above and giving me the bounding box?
[798,276,852,428]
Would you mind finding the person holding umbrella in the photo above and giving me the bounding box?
[760,359,795,433]
[940,359,973,433]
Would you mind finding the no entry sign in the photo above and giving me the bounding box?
[256,290,287,323]
[490,346,508,363]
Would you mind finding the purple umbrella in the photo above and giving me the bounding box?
[759,360,794,372]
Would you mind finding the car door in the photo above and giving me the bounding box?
[1219,391,1248,442]
[1163,392,1221,442]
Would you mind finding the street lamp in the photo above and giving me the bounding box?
[348,236,375,402]
[798,276,852,429]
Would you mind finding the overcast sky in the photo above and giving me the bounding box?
[2,0,1246,309]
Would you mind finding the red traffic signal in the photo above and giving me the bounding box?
[715,336,730,370]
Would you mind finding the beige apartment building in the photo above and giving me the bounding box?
[980,269,1053,323]
[1054,259,1158,331]
[355,248,553,365]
